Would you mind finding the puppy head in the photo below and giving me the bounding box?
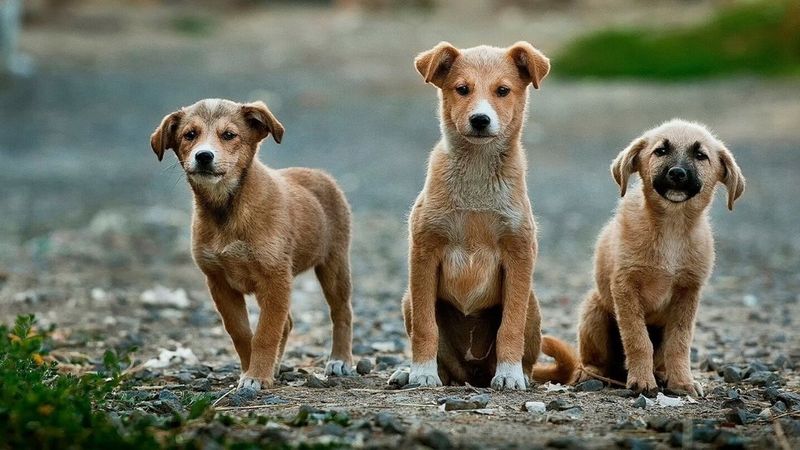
[414,41,549,146]
[611,119,745,210]
[150,98,283,187]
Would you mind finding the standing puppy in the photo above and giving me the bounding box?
[534,120,745,396]
[150,99,354,390]
[390,42,550,390]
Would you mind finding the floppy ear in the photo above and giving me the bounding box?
[506,41,550,89]
[610,137,648,197]
[242,101,284,144]
[414,41,460,88]
[150,110,184,162]
[717,145,745,210]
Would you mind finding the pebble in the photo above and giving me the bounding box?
[633,395,649,409]
[726,407,758,425]
[575,379,604,392]
[546,399,575,411]
[523,401,546,414]
[313,423,346,437]
[723,366,743,383]
[647,416,683,433]
[304,374,333,389]
[356,358,373,375]
[714,430,747,449]
[279,371,304,382]
[721,398,745,409]
[191,378,212,391]
[374,412,405,434]
[228,387,258,407]
[609,389,636,398]
[409,426,452,450]
[263,394,288,405]
[388,369,409,387]
[439,394,490,411]
[746,371,779,386]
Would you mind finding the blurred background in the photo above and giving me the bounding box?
[0,0,798,359]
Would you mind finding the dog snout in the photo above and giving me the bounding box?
[469,114,491,131]
[195,150,214,165]
[667,167,688,183]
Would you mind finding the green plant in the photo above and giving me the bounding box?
[556,0,800,79]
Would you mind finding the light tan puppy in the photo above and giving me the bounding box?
[389,42,550,390]
[150,99,354,390]
[534,120,745,396]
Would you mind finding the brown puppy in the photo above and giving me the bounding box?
[534,120,745,396]
[150,99,354,390]
[389,42,550,390]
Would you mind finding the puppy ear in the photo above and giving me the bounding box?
[414,42,460,88]
[242,101,284,143]
[610,137,647,197]
[150,110,184,162]
[718,145,745,210]
[506,41,550,89]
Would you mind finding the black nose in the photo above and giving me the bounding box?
[668,167,687,182]
[195,151,214,165]
[469,114,491,130]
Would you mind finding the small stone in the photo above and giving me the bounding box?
[746,371,779,386]
[614,418,647,431]
[714,430,747,449]
[279,371,304,382]
[546,399,574,411]
[647,416,683,433]
[633,395,649,409]
[722,398,745,409]
[700,356,722,373]
[375,412,405,434]
[228,387,258,407]
[763,387,781,403]
[778,391,800,408]
[191,378,212,391]
[773,355,793,370]
[263,394,288,405]
[278,364,293,374]
[609,389,636,398]
[561,406,584,420]
[314,423,346,437]
[726,408,758,425]
[410,427,452,450]
[439,394,490,411]
[723,366,743,383]
[575,379,604,392]
[523,401,546,413]
[304,374,331,389]
[388,368,409,387]
[356,358,373,375]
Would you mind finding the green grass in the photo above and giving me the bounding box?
[0,315,346,450]
[556,0,800,79]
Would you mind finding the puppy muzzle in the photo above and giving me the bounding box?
[653,166,702,203]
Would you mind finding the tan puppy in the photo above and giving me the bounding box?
[150,99,354,390]
[534,120,745,396]
[389,42,550,390]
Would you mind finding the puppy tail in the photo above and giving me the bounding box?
[532,335,580,385]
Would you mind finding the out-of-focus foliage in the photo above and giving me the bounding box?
[556,0,800,79]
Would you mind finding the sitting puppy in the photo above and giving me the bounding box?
[150,99,354,390]
[534,120,745,396]
[389,41,550,390]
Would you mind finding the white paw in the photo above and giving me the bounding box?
[325,359,353,377]
[409,360,442,387]
[237,376,262,391]
[388,367,410,386]
[491,362,527,391]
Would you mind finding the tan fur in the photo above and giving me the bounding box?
[400,42,549,389]
[150,99,353,389]
[539,120,745,396]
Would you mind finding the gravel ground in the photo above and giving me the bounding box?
[1,3,799,449]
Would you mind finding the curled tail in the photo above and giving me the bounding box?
[532,336,580,385]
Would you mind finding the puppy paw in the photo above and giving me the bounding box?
[238,375,269,391]
[388,367,410,386]
[626,372,658,395]
[491,362,527,391]
[408,360,442,387]
[667,377,704,397]
[325,359,353,377]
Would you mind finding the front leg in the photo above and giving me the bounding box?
[663,284,703,396]
[407,241,442,387]
[239,267,292,390]
[611,274,658,394]
[493,238,534,391]
[206,274,253,374]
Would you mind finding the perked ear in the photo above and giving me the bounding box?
[150,110,184,162]
[610,137,648,197]
[718,144,745,210]
[414,41,460,88]
[242,101,284,144]
[506,41,550,89]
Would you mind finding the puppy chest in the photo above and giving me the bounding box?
[195,240,275,293]
[439,245,502,309]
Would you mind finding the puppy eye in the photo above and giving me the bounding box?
[496,86,510,97]
[184,130,197,141]
[221,131,237,141]
[455,85,470,96]
[654,146,669,156]
[695,150,708,160]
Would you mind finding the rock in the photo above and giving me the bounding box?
[670,426,720,446]
[763,387,781,403]
[278,364,293,374]
[228,387,258,407]
[191,378,212,391]
[773,354,793,370]
[647,416,683,433]
[575,379,604,392]
[609,389,636,398]
[746,371,779,386]
[375,412,405,434]
[356,358,373,375]
[313,423,346,437]
[279,371,304,382]
[523,401,546,414]
[388,368,409,387]
[304,374,332,389]
[614,417,647,431]
[263,394,288,405]
[714,430,747,449]
[721,398,745,409]
[633,395,650,409]
[723,366,743,383]
[778,391,800,408]
[744,362,770,376]
[409,427,452,450]
[726,408,758,425]
[439,394,490,411]
[546,399,575,411]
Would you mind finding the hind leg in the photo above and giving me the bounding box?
[522,291,542,383]
[315,251,354,376]
[388,292,413,386]
[274,313,293,377]
[577,291,613,381]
